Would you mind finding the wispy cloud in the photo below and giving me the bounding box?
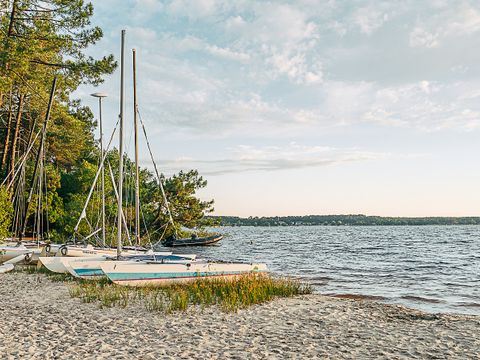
[143,143,390,176]
[409,3,480,48]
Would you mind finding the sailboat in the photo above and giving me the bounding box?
[0,78,60,267]
[100,261,268,286]
[67,253,197,278]
[92,31,267,286]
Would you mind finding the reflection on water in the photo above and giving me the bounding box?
[169,225,480,315]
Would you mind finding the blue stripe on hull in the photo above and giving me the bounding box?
[107,270,261,282]
[74,268,104,277]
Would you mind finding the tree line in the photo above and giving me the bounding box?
[210,215,480,226]
[0,1,214,244]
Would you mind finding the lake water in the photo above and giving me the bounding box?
[173,225,480,315]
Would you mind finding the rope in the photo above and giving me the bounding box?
[136,108,176,232]
[73,117,119,234]
[107,160,132,245]
[2,127,42,189]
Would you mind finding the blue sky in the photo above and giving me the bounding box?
[76,0,480,217]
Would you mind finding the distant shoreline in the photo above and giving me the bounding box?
[207,215,480,226]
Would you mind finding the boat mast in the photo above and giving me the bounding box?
[117,30,125,258]
[132,49,140,249]
[90,92,108,247]
[20,76,57,240]
[98,95,106,248]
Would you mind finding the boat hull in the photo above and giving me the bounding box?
[39,256,107,273]
[0,264,14,273]
[55,245,171,258]
[162,235,223,247]
[100,261,268,287]
[68,254,197,279]
[0,246,32,264]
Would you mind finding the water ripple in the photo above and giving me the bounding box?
[171,225,480,315]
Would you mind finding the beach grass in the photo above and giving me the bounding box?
[69,274,312,313]
[12,265,77,282]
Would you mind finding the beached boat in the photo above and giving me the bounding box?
[38,256,109,274]
[0,245,32,264]
[68,254,197,278]
[54,244,153,258]
[0,264,14,273]
[39,249,175,274]
[161,234,223,247]
[100,261,268,287]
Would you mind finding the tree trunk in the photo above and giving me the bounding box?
[1,90,14,173]
[9,93,24,185]
[7,0,17,37]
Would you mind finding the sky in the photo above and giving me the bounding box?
[75,0,480,217]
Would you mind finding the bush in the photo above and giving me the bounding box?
[0,186,13,241]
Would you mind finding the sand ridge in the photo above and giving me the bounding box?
[0,272,479,359]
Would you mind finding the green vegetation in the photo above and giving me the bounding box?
[0,186,13,240]
[0,2,214,245]
[211,215,480,226]
[69,274,312,313]
[14,265,76,282]
[14,266,310,312]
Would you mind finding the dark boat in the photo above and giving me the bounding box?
[161,234,223,247]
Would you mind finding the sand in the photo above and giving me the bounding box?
[0,272,479,359]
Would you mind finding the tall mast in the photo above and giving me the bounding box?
[133,49,140,248]
[99,96,106,247]
[21,76,57,240]
[117,30,125,258]
[91,92,108,247]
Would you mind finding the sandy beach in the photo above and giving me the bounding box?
[0,272,478,359]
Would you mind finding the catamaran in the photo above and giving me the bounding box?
[67,253,197,278]
[0,263,14,273]
[100,261,268,286]
[0,244,32,264]
[91,31,268,286]
[36,30,268,285]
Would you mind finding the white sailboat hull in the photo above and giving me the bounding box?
[55,245,171,258]
[0,246,32,264]
[63,256,114,276]
[68,254,197,279]
[100,261,268,287]
[0,264,14,273]
[38,257,71,273]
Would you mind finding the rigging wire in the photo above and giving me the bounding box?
[136,108,176,235]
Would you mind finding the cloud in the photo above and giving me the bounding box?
[409,27,439,48]
[84,0,480,136]
[205,45,250,63]
[167,0,220,19]
[353,6,389,35]
[445,5,480,36]
[148,143,388,176]
[409,3,480,48]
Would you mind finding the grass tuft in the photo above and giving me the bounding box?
[68,274,312,313]
[12,265,76,282]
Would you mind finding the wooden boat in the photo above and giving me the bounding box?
[161,234,223,247]
[68,254,197,279]
[100,261,268,287]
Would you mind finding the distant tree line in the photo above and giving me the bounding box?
[208,215,480,226]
